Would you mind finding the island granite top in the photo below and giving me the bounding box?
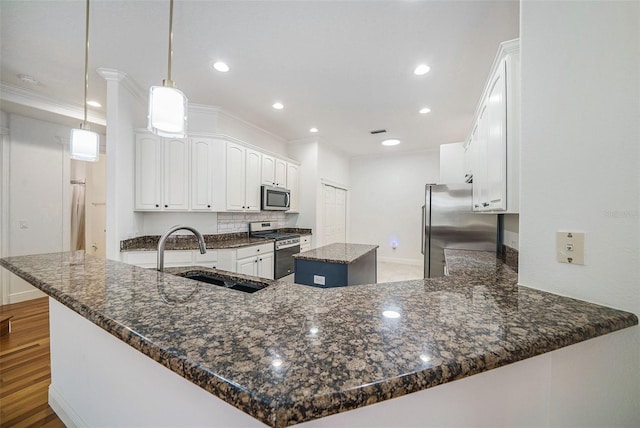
[292,243,379,264]
[0,250,636,427]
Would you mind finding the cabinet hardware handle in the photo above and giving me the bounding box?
[207,205,211,208]
[482,202,489,207]
[164,205,168,208]
[257,249,260,252]
[155,204,159,208]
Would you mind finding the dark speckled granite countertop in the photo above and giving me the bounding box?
[293,243,379,264]
[120,229,313,252]
[0,250,636,427]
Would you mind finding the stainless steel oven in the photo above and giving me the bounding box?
[275,238,300,279]
[249,221,300,279]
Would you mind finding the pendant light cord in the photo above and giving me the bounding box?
[167,0,174,83]
[83,0,90,125]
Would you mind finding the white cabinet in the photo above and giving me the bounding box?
[226,142,261,211]
[300,235,312,252]
[219,242,275,280]
[135,133,189,211]
[261,155,287,187]
[236,252,274,279]
[190,137,217,211]
[466,39,520,213]
[122,250,218,269]
[286,163,300,212]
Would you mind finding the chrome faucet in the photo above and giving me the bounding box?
[157,225,207,272]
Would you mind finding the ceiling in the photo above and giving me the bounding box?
[0,1,519,156]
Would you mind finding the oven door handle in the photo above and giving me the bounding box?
[277,242,300,250]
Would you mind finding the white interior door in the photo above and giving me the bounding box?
[85,156,106,258]
[322,184,347,245]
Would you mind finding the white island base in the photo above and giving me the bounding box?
[49,298,638,428]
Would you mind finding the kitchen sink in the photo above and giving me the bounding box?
[179,272,266,294]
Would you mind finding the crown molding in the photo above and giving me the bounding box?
[0,82,106,126]
[96,68,145,103]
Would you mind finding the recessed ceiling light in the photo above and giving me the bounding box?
[381,139,400,146]
[87,100,102,108]
[309,127,318,133]
[272,102,284,110]
[419,107,431,114]
[414,64,431,76]
[17,74,39,85]
[213,61,229,73]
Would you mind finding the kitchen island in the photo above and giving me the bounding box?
[0,251,637,427]
[292,243,378,287]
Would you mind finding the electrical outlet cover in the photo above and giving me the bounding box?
[556,231,585,265]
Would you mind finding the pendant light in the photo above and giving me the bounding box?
[70,0,99,162]
[148,0,187,138]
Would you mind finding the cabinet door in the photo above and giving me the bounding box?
[236,256,258,276]
[485,59,507,211]
[473,103,490,211]
[274,159,287,187]
[163,138,190,210]
[244,148,262,211]
[287,163,300,212]
[261,154,276,185]
[257,252,274,279]
[226,142,246,210]
[135,134,162,210]
[191,138,215,210]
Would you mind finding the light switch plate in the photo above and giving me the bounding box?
[556,231,585,265]
[313,275,325,285]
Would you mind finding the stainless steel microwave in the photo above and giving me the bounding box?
[261,185,290,211]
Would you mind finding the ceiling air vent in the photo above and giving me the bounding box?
[370,129,387,135]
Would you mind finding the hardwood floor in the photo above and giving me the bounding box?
[0,297,64,427]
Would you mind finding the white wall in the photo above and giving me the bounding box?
[503,213,519,250]
[288,139,319,231]
[439,142,466,184]
[350,150,440,264]
[519,1,639,425]
[520,0,640,315]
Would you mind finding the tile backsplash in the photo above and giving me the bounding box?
[217,212,287,233]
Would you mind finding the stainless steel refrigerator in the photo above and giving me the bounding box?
[422,183,500,278]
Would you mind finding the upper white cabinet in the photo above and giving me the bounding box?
[135,133,189,211]
[466,39,520,213]
[135,132,299,213]
[261,155,287,187]
[190,137,216,211]
[226,142,261,211]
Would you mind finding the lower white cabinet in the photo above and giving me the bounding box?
[218,242,275,280]
[300,235,312,252]
[236,253,274,279]
[121,250,218,269]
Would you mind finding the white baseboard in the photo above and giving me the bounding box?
[377,256,423,266]
[49,384,85,428]
[9,288,46,304]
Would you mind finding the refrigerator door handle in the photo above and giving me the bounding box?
[421,205,425,255]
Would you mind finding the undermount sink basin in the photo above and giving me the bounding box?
[179,272,266,294]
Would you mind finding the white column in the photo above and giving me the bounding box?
[97,68,146,260]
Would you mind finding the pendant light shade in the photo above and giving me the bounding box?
[148,84,187,138]
[148,0,187,138]
[70,125,100,162]
[70,0,99,162]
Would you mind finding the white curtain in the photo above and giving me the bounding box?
[70,182,86,251]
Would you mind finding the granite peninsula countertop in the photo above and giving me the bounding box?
[0,250,637,427]
[292,243,379,264]
[120,229,313,252]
